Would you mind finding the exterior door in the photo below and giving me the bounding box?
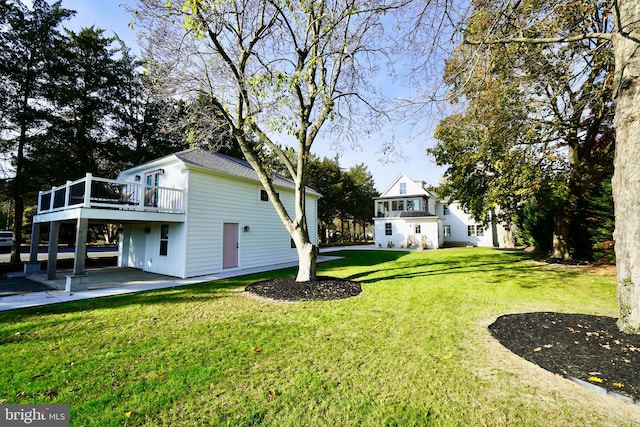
[223,223,239,269]
[145,171,160,207]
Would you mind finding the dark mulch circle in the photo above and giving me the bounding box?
[245,276,361,302]
[489,312,640,403]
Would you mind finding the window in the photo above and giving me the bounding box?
[391,200,405,211]
[260,189,269,201]
[160,224,169,256]
[385,223,392,235]
[399,182,406,195]
[407,199,419,211]
[415,225,421,234]
[444,225,451,237]
[378,201,389,212]
[467,225,476,237]
[477,226,484,237]
[443,205,450,215]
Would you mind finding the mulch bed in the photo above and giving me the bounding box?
[489,312,640,403]
[245,276,361,302]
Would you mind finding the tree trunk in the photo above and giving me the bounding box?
[294,240,319,282]
[551,211,571,260]
[9,197,23,264]
[612,0,640,333]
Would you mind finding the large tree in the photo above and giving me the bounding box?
[431,3,615,260]
[343,163,378,240]
[133,0,400,281]
[0,0,73,262]
[30,27,136,181]
[433,0,639,332]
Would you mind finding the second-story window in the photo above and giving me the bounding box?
[399,182,406,195]
[391,200,405,211]
[443,205,450,215]
[260,189,278,201]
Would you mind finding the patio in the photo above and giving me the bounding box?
[0,250,351,312]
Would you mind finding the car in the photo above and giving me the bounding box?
[0,230,13,253]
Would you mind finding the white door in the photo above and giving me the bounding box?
[223,223,239,269]
[145,171,160,207]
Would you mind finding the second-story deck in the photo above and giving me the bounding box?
[33,173,185,224]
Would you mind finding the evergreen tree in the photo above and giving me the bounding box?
[0,0,73,262]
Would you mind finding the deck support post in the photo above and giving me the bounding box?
[65,217,89,292]
[72,217,88,276]
[47,222,60,280]
[23,222,41,275]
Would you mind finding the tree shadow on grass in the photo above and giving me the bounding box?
[0,279,249,323]
[346,250,544,284]
[0,249,546,322]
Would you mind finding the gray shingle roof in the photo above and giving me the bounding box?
[174,149,321,196]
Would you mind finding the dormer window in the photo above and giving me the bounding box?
[399,182,406,195]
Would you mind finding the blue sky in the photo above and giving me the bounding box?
[52,0,447,191]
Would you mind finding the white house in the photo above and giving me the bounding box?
[27,149,320,289]
[373,173,511,249]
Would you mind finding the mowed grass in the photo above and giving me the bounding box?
[0,248,637,426]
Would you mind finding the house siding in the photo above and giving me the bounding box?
[183,169,318,278]
[374,217,440,249]
[119,225,147,270]
[440,202,494,247]
[143,223,187,277]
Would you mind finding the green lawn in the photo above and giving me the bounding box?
[1,248,637,426]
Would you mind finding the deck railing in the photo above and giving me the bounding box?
[37,173,184,214]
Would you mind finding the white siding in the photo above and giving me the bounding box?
[374,218,440,249]
[119,225,146,269]
[120,223,186,277]
[143,223,187,277]
[382,174,428,197]
[441,202,494,247]
[183,170,319,277]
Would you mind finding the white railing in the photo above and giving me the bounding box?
[37,173,184,214]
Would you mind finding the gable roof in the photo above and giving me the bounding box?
[378,172,435,198]
[122,149,321,197]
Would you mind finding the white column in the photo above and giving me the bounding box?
[72,217,89,276]
[23,222,41,275]
[47,222,60,280]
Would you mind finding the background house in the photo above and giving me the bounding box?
[373,173,442,249]
[30,149,320,286]
[373,173,511,249]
